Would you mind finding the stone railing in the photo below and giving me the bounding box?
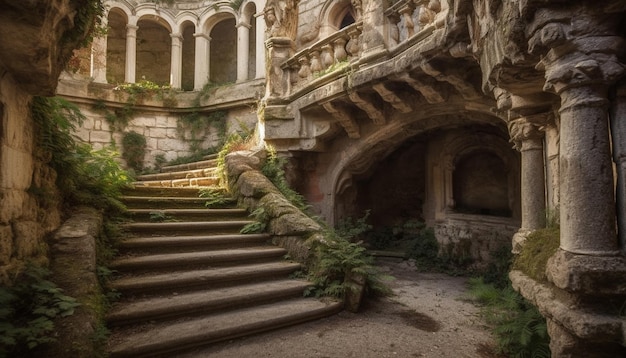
[281,21,363,95]
[277,1,449,97]
[385,0,447,48]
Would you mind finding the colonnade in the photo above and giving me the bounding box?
[89,2,267,90]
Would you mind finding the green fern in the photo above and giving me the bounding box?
[468,278,550,357]
[240,207,269,234]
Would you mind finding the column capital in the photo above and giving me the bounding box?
[170,32,183,40]
[508,117,544,151]
[126,24,138,32]
[527,9,625,110]
[236,21,252,30]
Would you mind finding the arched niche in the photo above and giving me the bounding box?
[136,17,172,85]
[210,18,237,84]
[181,21,196,91]
[453,150,511,217]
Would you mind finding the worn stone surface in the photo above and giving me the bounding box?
[45,206,102,358]
[236,171,281,198]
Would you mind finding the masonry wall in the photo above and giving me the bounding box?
[72,104,258,170]
[0,72,62,285]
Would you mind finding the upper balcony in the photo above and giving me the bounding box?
[276,0,450,99]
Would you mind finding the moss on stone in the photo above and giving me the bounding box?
[513,228,560,282]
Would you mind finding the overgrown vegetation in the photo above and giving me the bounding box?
[29,96,131,356]
[306,212,392,299]
[466,235,551,357]
[199,188,236,208]
[468,278,550,358]
[512,228,560,282]
[121,131,147,173]
[0,264,80,357]
[31,97,130,213]
[262,145,309,212]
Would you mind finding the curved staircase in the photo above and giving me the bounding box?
[106,156,342,357]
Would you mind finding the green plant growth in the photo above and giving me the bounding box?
[240,207,269,234]
[216,129,255,188]
[177,110,227,153]
[199,188,236,208]
[31,96,131,214]
[262,145,310,213]
[512,227,560,282]
[121,131,147,173]
[306,212,392,299]
[0,264,80,357]
[468,278,550,358]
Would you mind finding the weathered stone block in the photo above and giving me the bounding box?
[149,127,168,139]
[236,171,280,198]
[1,147,33,190]
[132,116,157,127]
[269,213,321,236]
[546,249,626,296]
[90,130,113,143]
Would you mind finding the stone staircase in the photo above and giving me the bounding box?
[106,156,342,357]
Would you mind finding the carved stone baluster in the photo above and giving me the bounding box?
[320,44,334,69]
[346,27,361,59]
[333,37,348,63]
[309,50,322,74]
[298,56,311,79]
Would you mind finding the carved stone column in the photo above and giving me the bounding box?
[124,24,138,83]
[359,0,387,63]
[193,33,210,90]
[236,21,251,83]
[610,82,626,253]
[528,8,626,294]
[508,117,546,251]
[169,33,183,88]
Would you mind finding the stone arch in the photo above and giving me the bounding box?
[136,15,172,85]
[318,0,361,38]
[105,7,129,84]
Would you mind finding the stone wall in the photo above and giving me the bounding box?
[0,0,95,285]
[68,100,258,170]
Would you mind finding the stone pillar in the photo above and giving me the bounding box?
[125,24,138,83]
[236,21,251,82]
[509,118,546,231]
[509,118,546,252]
[193,33,210,90]
[359,0,387,63]
[529,22,623,257]
[91,14,107,84]
[255,8,266,79]
[610,83,626,253]
[170,33,183,88]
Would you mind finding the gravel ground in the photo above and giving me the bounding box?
[177,258,498,358]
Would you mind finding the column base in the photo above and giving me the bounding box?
[512,229,532,254]
[546,249,626,295]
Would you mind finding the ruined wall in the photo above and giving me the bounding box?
[0,0,96,284]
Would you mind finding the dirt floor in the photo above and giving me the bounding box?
[178,257,499,358]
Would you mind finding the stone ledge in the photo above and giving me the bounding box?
[510,270,624,344]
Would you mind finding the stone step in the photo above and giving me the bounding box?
[109,261,303,295]
[110,246,288,271]
[122,186,207,198]
[107,298,343,358]
[107,279,313,326]
[131,176,219,188]
[126,208,247,221]
[136,168,217,182]
[120,196,212,209]
[160,158,218,173]
[122,220,254,235]
[118,233,271,252]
